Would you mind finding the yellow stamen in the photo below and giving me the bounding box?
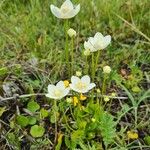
[64,80,69,87]
[54,89,62,97]
[80,94,87,101]
[61,6,70,13]
[73,96,79,106]
[76,81,87,90]
[127,131,138,140]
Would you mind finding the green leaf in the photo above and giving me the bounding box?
[28,117,37,125]
[7,133,20,150]
[30,125,45,138]
[55,134,63,150]
[40,108,49,119]
[49,104,59,123]
[0,67,9,76]
[71,129,85,142]
[0,106,6,117]
[27,101,40,112]
[17,115,29,127]
[132,86,141,93]
[65,136,71,149]
[117,83,136,106]
[144,136,150,145]
[99,112,116,147]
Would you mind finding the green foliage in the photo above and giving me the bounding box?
[0,0,149,149]
[144,136,150,145]
[0,67,9,76]
[28,116,37,125]
[17,115,29,127]
[0,106,6,117]
[49,103,59,123]
[55,134,63,150]
[30,138,50,149]
[30,125,45,138]
[27,101,40,112]
[99,112,116,147]
[40,108,49,119]
[6,132,21,150]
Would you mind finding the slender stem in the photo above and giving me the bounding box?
[71,37,74,76]
[102,75,107,95]
[91,51,100,81]
[85,56,89,74]
[91,53,95,81]
[54,100,58,145]
[64,20,69,75]
[95,50,100,72]
[134,107,138,127]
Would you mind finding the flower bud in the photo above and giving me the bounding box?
[67,28,76,37]
[83,49,90,56]
[96,88,101,93]
[104,96,110,102]
[66,97,73,103]
[91,118,96,122]
[103,65,111,74]
[111,92,117,97]
[76,71,82,77]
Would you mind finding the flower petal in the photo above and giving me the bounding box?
[80,89,89,93]
[70,84,81,93]
[104,35,111,43]
[48,84,55,93]
[102,35,111,49]
[94,32,104,41]
[56,81,65,90]
[45,93,56,99]
[63,87,70,97]
[62,4,80,19]
[71,76,80,84]
[88,83,96,91]
[84,41,95,51]
[61,0,73,10]
[50,5,62,18]
[81,75,90,85]
[73,4,80,16]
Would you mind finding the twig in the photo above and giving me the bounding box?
[0,93,46,102]
[0,93,128,103]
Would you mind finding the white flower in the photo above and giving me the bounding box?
[50,0,80,19]
[46,81,70,100]
[103,65,111,74]
[84,32,111,52]
[70,75,96,93]
[67,28,77,37]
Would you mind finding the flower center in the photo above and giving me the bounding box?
[61,6,70,13]
[76,81,87,90]
[54,89,62,97]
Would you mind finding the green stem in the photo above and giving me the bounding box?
[91,51,100,81]
[91,53,95,81]
[54,100,58,144]
[85,56,88,74]
[71,37,74,76]
[102,75,107,96]
[95,50,100,72]
[64,20,69,76]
